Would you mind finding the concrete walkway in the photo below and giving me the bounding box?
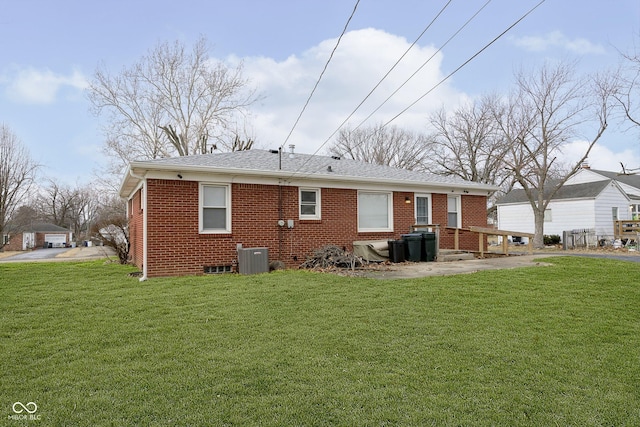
[353,254,559,279]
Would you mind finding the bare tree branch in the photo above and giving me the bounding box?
[328,124,430,171]
[87,36,260,180]
[497,61,613,248]
[0,124,39,249]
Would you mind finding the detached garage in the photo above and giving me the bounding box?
[2,223,72,251]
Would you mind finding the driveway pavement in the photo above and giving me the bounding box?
[0,246,116,262]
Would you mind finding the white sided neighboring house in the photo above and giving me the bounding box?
[496,167,638,242]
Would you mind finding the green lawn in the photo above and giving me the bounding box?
[1,257,639,426]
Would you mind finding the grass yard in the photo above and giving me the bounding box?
[1,257,639,426]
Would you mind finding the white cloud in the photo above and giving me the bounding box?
[231,28,466,153]
[559,140,640,172]
[511,31,605,55]
[4,67,88,104]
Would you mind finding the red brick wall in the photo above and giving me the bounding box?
[139,179,489,277]
[3,233,24,251]
[433,193,488,251]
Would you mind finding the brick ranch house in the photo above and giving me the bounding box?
[119,149,498,279]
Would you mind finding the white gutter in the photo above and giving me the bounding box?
[128,168,148,282]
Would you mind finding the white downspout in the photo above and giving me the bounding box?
[129,169,148,282]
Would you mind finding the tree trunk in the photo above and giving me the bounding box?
[533,209,545,249]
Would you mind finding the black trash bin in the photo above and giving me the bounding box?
[401,233,422,262]
[387,240,405,263]
[421,232,436,262]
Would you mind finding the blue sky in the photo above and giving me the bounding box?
[1,0,639,185]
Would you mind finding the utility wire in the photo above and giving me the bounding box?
[381,0,546,129]
[308,0,455,150]
[353,0,492,132]
[280,0,360,150]
[288,0,545,180]
[287,0,455,177]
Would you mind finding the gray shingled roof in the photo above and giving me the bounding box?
[133,149,474,185]
[122,149,498,196]
[6,223,70,233]
[589,169,640,189]
[497,180,613,205]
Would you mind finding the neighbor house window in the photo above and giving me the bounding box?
[358,191,393,232]
[612,207,619,221]
[544,209,552,222]
[447,195,461,228]
[2,234,8,245]
[415,194,431,224]
[299,188,321,220]
[200,184,230,233]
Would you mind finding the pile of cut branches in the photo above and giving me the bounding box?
[300,245,366,270]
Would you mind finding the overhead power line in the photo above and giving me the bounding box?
[354,0,492,132]
[288,0,546,180]
[381,0,546,129]
[305,0,491,161]
[287,0,456,177]
[309,0,455,149]
[280,0,361,150]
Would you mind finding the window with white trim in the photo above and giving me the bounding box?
[299,188,321,220]
[200,184,231,233]
[358,191,393,232]
[415,194,431,224]
[544,209,552,222]
[447,195,461,228]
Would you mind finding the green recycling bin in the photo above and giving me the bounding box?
[401,233,422,262]
[421,232,436,262]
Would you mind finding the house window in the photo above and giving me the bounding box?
[2,234,8,245]
[415,195,431,224]
[200,184,231,233]
[632,204,640,220]
[544,209,552,222]
[358,191,393,232]
[299,188,321,220]
[612,207,619,221]
[447,195,461,228]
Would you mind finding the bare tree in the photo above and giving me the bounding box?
[496,61,614,248]
[35,180,102,244]
[91,196,129,264]
[428,94,515,197]
[613,40,640,129]
[87,36,259,177]
[328,124,430,170]
[0,124,39,250]
[611,39,640,173]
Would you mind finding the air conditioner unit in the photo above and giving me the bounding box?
[238,247,269,275]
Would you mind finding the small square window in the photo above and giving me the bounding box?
[300,188,321,220]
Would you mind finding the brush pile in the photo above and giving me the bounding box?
[300,245,366,270]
